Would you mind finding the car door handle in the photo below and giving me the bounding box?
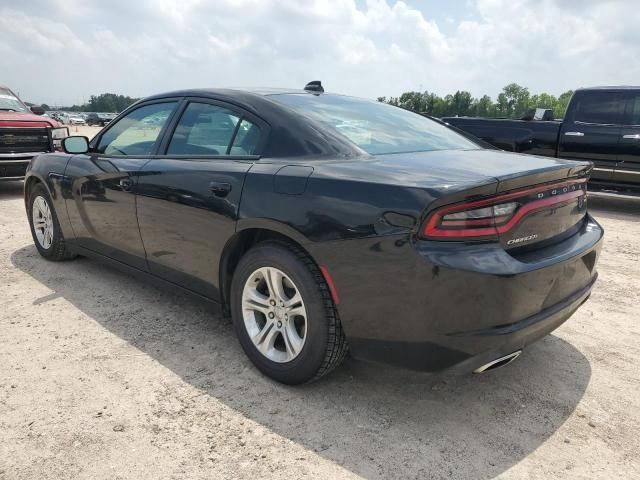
[209,181,232,197]
[119,178,133,192]
[564,131,584,137]
[622,134,640,140]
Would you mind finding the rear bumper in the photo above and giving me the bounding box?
[348,272,595,373]
[315,214,603,373]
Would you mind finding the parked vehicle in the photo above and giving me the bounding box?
[53,113,71,125]
[0,85,68,181]
[443,86,640,192]
[67,115,86,125]
[86,112,115,127]
[24,83,602,384]
[47,112,65,123]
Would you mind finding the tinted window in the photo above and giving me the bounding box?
[626,95,640,125]
[167,103,260,156]
[573,93,622,125]
[271,94,478,155]
[230,119,261,155]
[97,102,176,155]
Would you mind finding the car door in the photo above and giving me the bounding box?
[558,91,624,183]
[615,92,640,186]
[64,100,180,270]
[135,98,267,299]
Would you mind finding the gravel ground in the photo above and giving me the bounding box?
[64,125,103,139]
[0,181,639,479]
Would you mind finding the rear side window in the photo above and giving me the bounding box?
[96,102,177,155]
[167,102,260,156]
[573,93,622,125]
[230,119,261,155]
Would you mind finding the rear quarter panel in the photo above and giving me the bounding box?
[238,156,499,342]
[238,157,498,244]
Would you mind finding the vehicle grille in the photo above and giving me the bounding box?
[0,128,50,154]
[0,163,29,177]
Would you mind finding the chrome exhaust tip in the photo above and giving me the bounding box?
[473,350,522,374]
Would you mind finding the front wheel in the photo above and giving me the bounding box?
[230,242,348,384]
[28,183,76,261]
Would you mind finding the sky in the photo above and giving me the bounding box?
[1,0,639,106]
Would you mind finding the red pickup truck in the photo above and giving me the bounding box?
[0,85,68,181]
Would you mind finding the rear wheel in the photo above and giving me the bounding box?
[28,183,76,261]
[230,242,348,384]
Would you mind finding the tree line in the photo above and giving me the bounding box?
[377,83,574,119]
[50,93,139,113]
[44,83,572,118]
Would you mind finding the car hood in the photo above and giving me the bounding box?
[313,149,590,193]
[0,111,60,128]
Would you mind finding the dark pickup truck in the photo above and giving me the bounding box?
[444,86,640,192]
[86,112,116,127]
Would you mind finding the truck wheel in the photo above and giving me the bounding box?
[230,242,348,384]
[28,183,76,261]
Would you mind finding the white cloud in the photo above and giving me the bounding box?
[1,0,638,105]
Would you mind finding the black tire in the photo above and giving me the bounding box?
[28,183,76,261]
[230,242,348,384]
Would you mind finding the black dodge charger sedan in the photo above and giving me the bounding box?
[24,82,603,384]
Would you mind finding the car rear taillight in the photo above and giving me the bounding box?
[422,178,587,240]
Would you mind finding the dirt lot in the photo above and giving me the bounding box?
[0,182,639,479]
[66,125,103,140]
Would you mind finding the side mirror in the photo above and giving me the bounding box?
[62,136,90,154]
[30,105,46,115]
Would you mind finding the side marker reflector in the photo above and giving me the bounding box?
[320,266,340,305]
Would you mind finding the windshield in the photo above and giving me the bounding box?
[271,93,479,155]
[0,87,28,112]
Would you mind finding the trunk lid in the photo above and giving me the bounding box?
[377,149,592,249]
[348,149,589,190]
[496,178,589,251]
[472,151,590,251]
[315,149,591,249]
[457,150,592,250]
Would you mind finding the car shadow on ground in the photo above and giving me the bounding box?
[0,181,24,200]
[11,244,592,479]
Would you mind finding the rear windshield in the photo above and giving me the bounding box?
[271,93,479,155]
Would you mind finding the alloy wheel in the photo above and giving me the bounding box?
[241,266,308,363]
[32,196,54,250]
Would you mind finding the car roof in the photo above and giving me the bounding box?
[576,85,640,92]
[142,87,328,103]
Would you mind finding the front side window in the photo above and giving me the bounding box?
[573,93,622,125]
[271,93,479,155]
[167,102,260,155]
[96,102,177,155]
[0,87,28,112]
